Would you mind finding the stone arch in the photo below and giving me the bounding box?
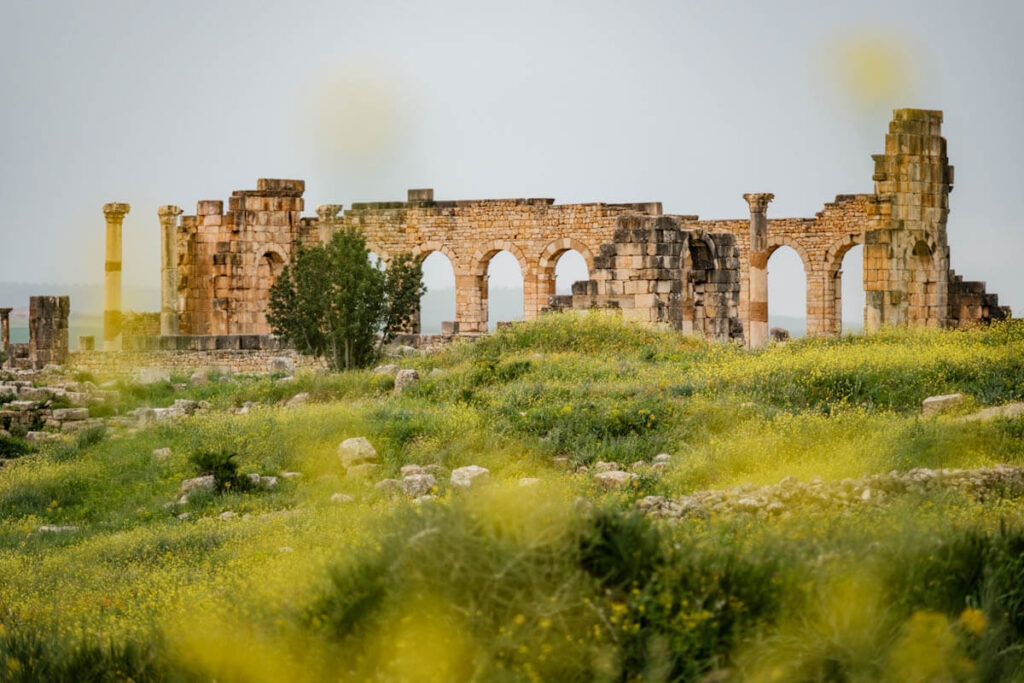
[255,246,288,334]
[765,238,811,337]
[365,242,392,268]
[414,244,459,335]
[680,231,721,336]
[466,241,530,332]
[824,234,866,335]
[536,238,596,306]
[412,241,459,268]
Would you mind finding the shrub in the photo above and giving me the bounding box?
[0,432,32,458]
[75,425,107,449]
[188,449,253,493]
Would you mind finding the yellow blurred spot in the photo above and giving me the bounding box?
[958,606,987,636]
[829,33,918,109]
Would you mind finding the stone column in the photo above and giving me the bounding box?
[159,205,183,336]
[103,202,130,351]
[316,204,343,244]
[0,308,11,353]
[743,193,774,348]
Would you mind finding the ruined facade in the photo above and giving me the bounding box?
[154,109,1008,346]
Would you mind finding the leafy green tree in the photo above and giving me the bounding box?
[267,228,425,370]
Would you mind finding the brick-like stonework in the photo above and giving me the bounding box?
[153,109,1007,348]
[69,349,325,377]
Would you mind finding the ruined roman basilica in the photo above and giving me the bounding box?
[1,109,1012,371]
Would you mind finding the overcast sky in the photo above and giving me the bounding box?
[1,0,1020,317]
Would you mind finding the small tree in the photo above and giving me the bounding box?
[267,228,425,370]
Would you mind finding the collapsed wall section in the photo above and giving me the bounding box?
[566,215,743,342]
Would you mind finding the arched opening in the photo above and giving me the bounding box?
[257,251,286,332]
[486,250,524,332]
[554,250,589,295]
[767,245,807,338]
[682,235,717,337]
[908,240,938,326]
[419,251,456,334]
[839,244,865,334]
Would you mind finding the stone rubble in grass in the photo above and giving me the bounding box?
[394,369,420,395]
[330,493,354,504]
[594,470,639,490]
[152,447,172,460]
[636,465,1024,520]
[402,473,437,497]
[922,393,965,416]
[338,437,378,469]
[450,465,490,489]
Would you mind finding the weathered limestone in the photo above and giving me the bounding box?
[160,109,1006,342]
[743,193,774,348]
[0,308,11,353]
[159,205,183,336]
[28,296,70,367]
[103,202,130,350]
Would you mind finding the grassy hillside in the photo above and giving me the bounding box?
[2,313,1024,681]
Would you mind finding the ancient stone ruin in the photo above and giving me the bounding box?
[103,108,1008,352]
[2,296,70,370]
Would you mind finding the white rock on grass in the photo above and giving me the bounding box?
[922,393,965,416]
[593,470,638,490]
[402,473,437,497]
[245,473,278,490]
[218,511,237,520]
[450,465,490,489]
[653,453,672,464]
[338,437,378,468]
[592,461,619,473]
[330,493,355,504]
[38,525,78,533]
[280,471,302,479]
[394,369,420,395]
[286,392,310,408]
[152,447,172,461]
[180,475,216,496]
[518,477,541,487]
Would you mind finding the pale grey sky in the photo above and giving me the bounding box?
[1,0,1021,318]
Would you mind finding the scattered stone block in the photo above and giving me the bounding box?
[338,437,378,468]
[330,493,354,503]
[594,470,638,490]
[394,369,420,395]
[180,475,216,496]
[922,393,965,416]
[285,392,310,407]
[450,465,490,489]
[402,473,437,497]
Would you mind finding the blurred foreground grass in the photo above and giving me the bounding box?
[2,313,1024,681]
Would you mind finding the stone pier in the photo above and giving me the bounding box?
[0,308,11,354]
[28,296,70,367]
[103,202,130,351]
[743,193,774,348]
[159,205,183,336]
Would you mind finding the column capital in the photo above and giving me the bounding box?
[158,204,183,220]
[316,204,343,222]
[103,202,131,220]
[743,193,774,214]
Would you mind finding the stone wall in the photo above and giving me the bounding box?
[69,348,325,376]
[157,108,1009,348]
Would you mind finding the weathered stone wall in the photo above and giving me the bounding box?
[28,296,70,368]
[162,108,1008,347]
[69,348,325,376]
[563,215,743,341]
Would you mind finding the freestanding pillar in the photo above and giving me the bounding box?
[103,202,130,351]
[159,205,183,336]
[743,193,774,349]
[0,307,11,354]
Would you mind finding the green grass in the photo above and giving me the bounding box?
[1,313,1024,680]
